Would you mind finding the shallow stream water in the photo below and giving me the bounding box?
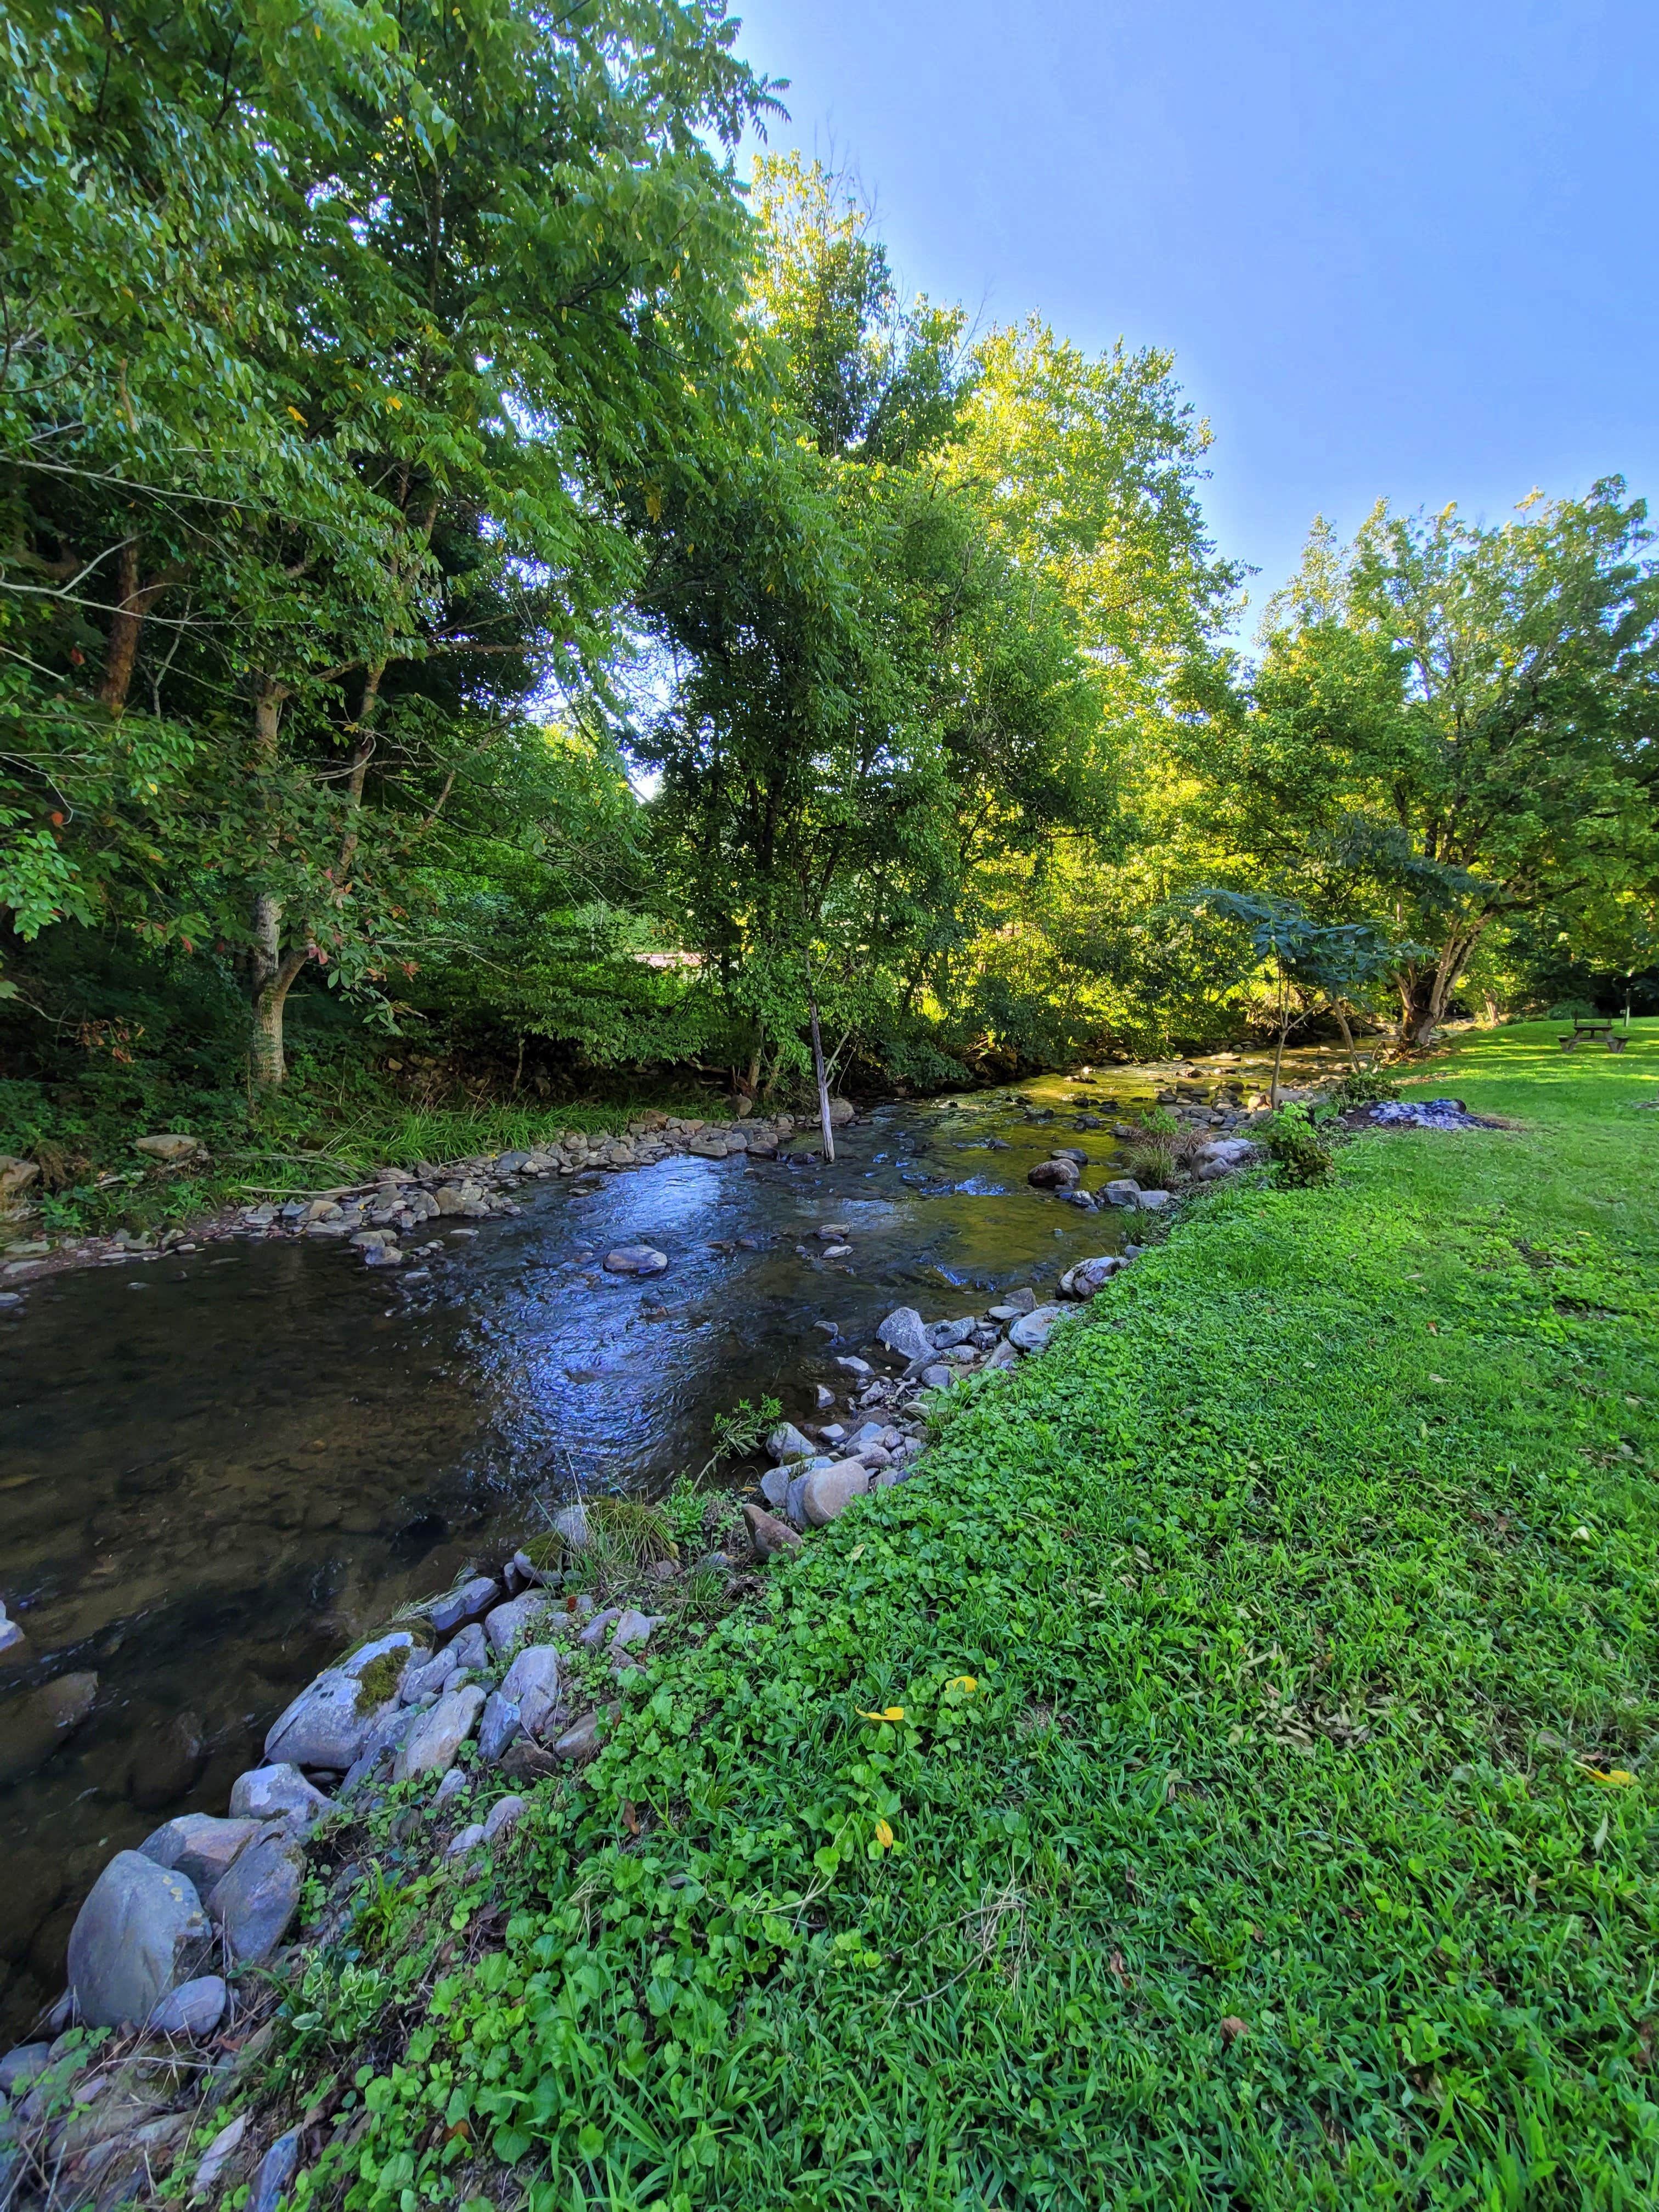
[0,1047,1346,2033]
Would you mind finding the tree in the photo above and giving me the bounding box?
[629,161,1107,1093]
[1187,890,1408,1103]
[2,0,775,1078]
[1175,484,1659,1041]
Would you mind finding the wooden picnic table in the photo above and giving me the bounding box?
[1559,1015,1627,1052]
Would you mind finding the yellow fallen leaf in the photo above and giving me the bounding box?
[946,1675,978,1694]
[858,1707,905,1724]
[1577,1762,1635,1787]
[873,1819,894,1848]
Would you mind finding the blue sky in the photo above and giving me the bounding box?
[731,0,1658,629]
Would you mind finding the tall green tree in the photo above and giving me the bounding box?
[1176,484,1659,1040]
[630,159,1106,1092]
[2,0,773,1077]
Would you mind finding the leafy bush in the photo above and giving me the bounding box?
[1329,1066,1401,1109]
[1260,1103,1335,1184]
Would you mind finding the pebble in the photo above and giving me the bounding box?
[194,2113,247,2197]
[483,1795,526,1843]
[146,1973,227,2038]
[250,2129,300,2212]
[0,2044,50,2096]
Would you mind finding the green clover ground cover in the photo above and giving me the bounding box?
[279,1023,1659,2210]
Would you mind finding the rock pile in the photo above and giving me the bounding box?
[0,1545,680,2204]
[756,1260,1133,1533]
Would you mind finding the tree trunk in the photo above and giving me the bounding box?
[1332,1003,1360,1073]
[809,988,834,1162]
[98,542,184,712]
[1398,917,1492,1044]
[249,892,308,1086]
[1270,1019,1289,1109]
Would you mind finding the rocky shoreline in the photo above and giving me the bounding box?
[0,1223,1184,2212]
[0,1049,1312,2210]
[0,1105,830,1306]
[0,1056,1297,1306]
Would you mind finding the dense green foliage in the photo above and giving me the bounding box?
[3,1,1656,1147]
[240,1024,1659,2207]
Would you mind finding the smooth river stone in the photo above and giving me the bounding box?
[66,1852,210,2027]
[262,1630,417,1771]
[603,1245,668,1276]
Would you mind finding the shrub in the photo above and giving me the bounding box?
[1329,1066,1401,1109]
[1260,1103,1334,1185]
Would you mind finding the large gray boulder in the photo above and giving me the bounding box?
[802,1458,870,1527]
[928,1318,977,1350]
[603,1245,668,1277]
[1196,1136,1259,1176]
[766,1421,816,1464]
[552,1709,616,1762]
[66,1852,210,2027]
[551,1502,591,1551]
[1102,1178,1142,1208]
[133,1133,199,1163]
[1027,1158,1080,1189]
[228,1763,332,1828]
[140,1814,260,1893]
[875,1307,932,1364]
[741,1504,801,1558]
[1058,1254,1125,1300]
[483,1592,554,1656]
[207,1830,305,1963]
[263,1631,417,1771]
[399,1647,462,1706]
[1008,1304,1064,1353]
[393,1684,486,1782]
[607,1609,659,1660]
[478,1646,561,1763]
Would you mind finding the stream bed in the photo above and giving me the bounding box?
[0,1049,1340,2034]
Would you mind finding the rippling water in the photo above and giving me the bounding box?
[0,1050,1342,2031]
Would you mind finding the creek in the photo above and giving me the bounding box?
[0,1051,1336,2034]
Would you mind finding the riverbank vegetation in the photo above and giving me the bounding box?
[188,1022,1659,2207]
[5,0,1658,1214]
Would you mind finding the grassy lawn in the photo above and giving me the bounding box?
[279,1022,1659,2211]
